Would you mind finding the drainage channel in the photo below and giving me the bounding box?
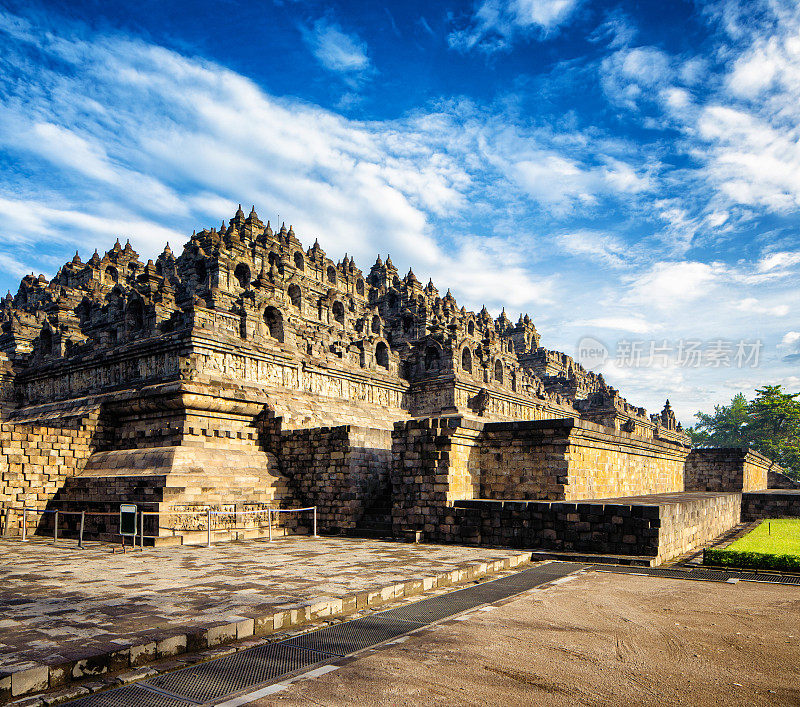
[594,564,800,585]
[65,561,585,706]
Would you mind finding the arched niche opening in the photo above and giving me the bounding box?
[461,347,472,373]
[326,265,337,284]
[234,263,251,289]
[264,306,284,343]
[424,346,440,371]
[126,299,144,334]
[402,314,414,334]
[332,300,345,325]
[268,252,283,273]
[371,315,382,334]
[494,359,504,384]
[105,265,119,285]
[293,251,304,271]
[40,328,53,357]
[356,278,365,295]
[467,320,475,336]
[288,284,302,309]
[376,341,389,369]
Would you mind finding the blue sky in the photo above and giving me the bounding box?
[1,0,800,423]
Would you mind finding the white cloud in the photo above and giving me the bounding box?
[449,0,583,52]
[300,18,372,85]
[600,46,673,108]
[624,261,722,309]
[556,230,630,267]
[736,297,789,317]
[0,10,579,318]
[0,253,32,280]
[572,316,658,334]
[755,250,800,274]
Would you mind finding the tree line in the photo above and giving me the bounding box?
[687,385,800,480]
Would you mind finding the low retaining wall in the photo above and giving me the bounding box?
[742,489,800,521]
[479,419,688,501]
[685,447,777,492]
[657,492,742,560]
[445,492,740,563]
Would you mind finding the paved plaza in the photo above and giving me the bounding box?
[0,536,528,677]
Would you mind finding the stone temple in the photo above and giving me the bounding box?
[1,205,798,562]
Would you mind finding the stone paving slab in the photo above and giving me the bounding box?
[0,536,531,701]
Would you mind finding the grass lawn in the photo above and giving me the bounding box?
[728,519,800,556]
[704,519,800,571]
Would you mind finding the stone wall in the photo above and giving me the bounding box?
[768,468,800,489]
[0,407,104,535]
[742,490,800,521]
[656,492,741,561]
[392,417,690,522]
[441,492,740,563]
[391,417,483,535]
[685,447,778,492]
[479,419,688,501]
[448,498,663,557]
[390,416,738,563]
[281,424,392,532]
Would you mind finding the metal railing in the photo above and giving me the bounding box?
[0,503,317,549]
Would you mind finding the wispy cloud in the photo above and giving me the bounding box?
[300,18,373,87]
[449,0,584,53]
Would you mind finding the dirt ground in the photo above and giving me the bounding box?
[256,570,800,707]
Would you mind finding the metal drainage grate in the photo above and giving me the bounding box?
[596,565,800,586]
[480,566,582,590]
[380,590,486,623]
[682,570,733,581]
[146,643,323,703]
[596,566,692,580]
[282,615,423,656]
[381,562,583,623]
[68,684,196,707]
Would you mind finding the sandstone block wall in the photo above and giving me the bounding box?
[441,493,741,563]
[390,416,740,563]
[391,417,483,534]
[281,424,392,532]
[767,468,800,489]
[479,419,687,501]
[0,408,104,535]
[478,422,567,500]
[656,492,741,561]
[742,490,800,521]
[685,448,775,492]
[564,423,687,499]
[448,498,662,556]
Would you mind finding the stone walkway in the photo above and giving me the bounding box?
[0,536,527,675]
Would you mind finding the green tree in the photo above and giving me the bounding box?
[687,393,749,447]
[687,386,800,480]
[746,385,800,475]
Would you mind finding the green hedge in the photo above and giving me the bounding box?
[704,547,800,572]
